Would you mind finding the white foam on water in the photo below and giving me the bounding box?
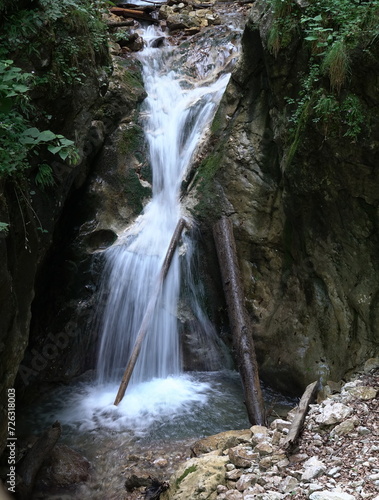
[56,375,211,435]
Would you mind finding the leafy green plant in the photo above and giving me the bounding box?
[0,60,79,178]
[0,0,109,93]
[341,94,364,139]
[267,0,298,56]
[322,39,350,93]
[271,0,377,164]
[35,164,55,187]
[0,222,9,234]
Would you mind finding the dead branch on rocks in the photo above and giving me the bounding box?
[114,218,187,406]
[107,20,135,27]
[16,421,61,500]
[110,7,159,24]
[283,380,319,452]
[212,216,265,426]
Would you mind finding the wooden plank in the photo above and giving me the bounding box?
[283,380,319,451]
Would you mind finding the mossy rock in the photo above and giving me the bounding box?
[123,168,151,215]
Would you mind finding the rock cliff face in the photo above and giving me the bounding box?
[207,1,379,393]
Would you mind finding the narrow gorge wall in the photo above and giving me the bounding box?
[204,1,379,393]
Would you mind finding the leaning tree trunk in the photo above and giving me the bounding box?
[213,216,265,426]
[114,218,187,406]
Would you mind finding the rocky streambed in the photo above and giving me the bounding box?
[153,359,379,500]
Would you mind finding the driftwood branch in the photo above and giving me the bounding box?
[110,6,158,23]
[213,216,265,426]
[107,20,135,27]
[114,218,187,406]
[16,422,61,500]
[283,380,319,451]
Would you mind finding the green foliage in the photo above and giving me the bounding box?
[0,60,79,178]
[197,152,223,183]
[267,0,298,56]
[269,0,376,163]
[175,465,198,488]
[321,40,350,93]
[340,94,365,138]
[119,125,143,157]
[0,222,9,234]
[0,59,31,114]
[0,0,109,93]
[193,152,224,222]
[35,164,55,188]
[123,168,151,215]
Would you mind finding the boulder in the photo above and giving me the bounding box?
[160,454,228,500]
[191,430,250,456]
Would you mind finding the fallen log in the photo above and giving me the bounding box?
[16,421,61,500]
[114,218,187,406]
[110,6,159,23]
[283,380,319,452]
[212,216,265,426]
[107,20,135,28]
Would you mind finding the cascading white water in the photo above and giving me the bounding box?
[97,25,238,387]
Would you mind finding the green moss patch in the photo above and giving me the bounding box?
[175,464,198,488]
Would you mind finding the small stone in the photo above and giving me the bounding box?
[226,463,236,471]
[260,491,285,499]
[259,456,274,469]
[289,453,308,464]
[226,469,244,481]
[302,457,326,481]
[327,467,341,476]
[235,473,256,492]
[331,418,355,436]
[279,476,298,493]
[309,483,324,492]
[250,425,269,444]
[271,429,282,446]
[224,491,243,500]
[217,485,228,493]
[309,492,356,500]
[228,446,257,468]
[270,419,291,432]
[357,426,370,435]
[348,386,378,400]
[153,457,168,467]
[244,484,265,496]
[363,357,379,372]
[276,458,290,470]
[254,442,273,456]
[315,402,352,425]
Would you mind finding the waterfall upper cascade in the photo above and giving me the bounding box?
[96,24,241,388]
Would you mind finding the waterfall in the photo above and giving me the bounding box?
[96,24,238,389]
